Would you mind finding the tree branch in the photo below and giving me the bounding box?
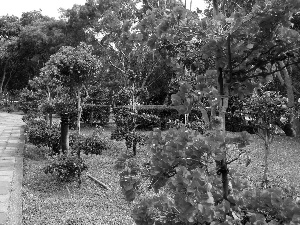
[87,173,111,191]
[108,59,126,74]
[226,150,245,165]
[236,60,300,83]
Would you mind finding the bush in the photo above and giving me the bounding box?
[114,105,205,130]
[111,107,146,155]
[225,112,248,132]
[114,88,132,107]
[70,127,109,155]
[44,154,88,182]
[81,104,110,126]
[135,105,179,129]
[135,113,161,130]
[24,116,61,155]
[19,88,40,113]
[115,104,257,133]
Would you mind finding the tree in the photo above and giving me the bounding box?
[40,42,100,134]
[0,15,21,97]
[115,0,300,223]
[241,90,288,185]
[0,12,71,95]
[28,71,62,126]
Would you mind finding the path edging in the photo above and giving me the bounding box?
[7,126,25,225]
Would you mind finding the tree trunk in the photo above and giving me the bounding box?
[132,139,137,156]
[277,61,296,137]
[49,113,53,127]
[45,114,49,124]
[213,0,230,201]
[0,63,7,99]
[278,61,294,107]
[3,69,13,93]
[263,130,270,187]
[61,113,70,155]
[77,88,82,134]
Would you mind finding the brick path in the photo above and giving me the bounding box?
[0,112,24,225]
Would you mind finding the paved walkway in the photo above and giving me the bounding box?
[0,112,24,225]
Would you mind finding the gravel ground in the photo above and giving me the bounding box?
[230,133,300,195]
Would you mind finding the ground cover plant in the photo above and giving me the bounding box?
[22,122,300,225]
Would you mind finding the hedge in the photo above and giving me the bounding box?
[81,104,110,126]
[113,105,204,130]
[113,105,255,132]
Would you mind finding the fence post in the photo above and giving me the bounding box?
[61,113,69,154]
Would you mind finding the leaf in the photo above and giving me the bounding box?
[205,69,217,77]
[197,204,204,213]
[147,34,157,49]
[271,192,281,207]
[247,43,254,49]
[200,108,209,125]
[206,192,214,204]
[214,153,225,161]
[292,214,300,223]
[223,199,231,213]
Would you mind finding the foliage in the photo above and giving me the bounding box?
[69,127,109,155]
[44,153,88,183]
[118,124,300,224]
[240,90,289,132]
[0,13,69,93]
[113,0,300,223]
[136,105,179,129]
[39,101,55,115]
[25,118,61,155]
[81,104,110,126]
[114,88,132,107]
[19,88,40,113]
[22,110,43,124]
[134,105,205,130]
[135,112,161,131]
[168,119,208,134]
[111,107,146,155]
[40,42,101,132]
[53,94,78,129]
[239,89,290,184]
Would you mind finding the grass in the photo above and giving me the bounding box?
[22,123,150,225]
[22,124,300,225]
[231,133,300,194]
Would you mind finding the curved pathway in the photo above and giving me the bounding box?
[0,112,24,225]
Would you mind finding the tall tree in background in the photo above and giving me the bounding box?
[0,15,21,97]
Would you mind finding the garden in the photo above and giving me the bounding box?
[1,0,300,224]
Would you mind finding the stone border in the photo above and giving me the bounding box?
[6,126,25,225]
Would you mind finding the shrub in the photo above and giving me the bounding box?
[19,88,40,113]
[111,107,146,155]
[25,118,61,155]
[114,105,205,130]
[81,104,110,126]
[44,154,88,182]
[135,113,161,130]
[22,111,43,124]
[114,88,132,107]
[135,105,179,129]
[70,127,109,155]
